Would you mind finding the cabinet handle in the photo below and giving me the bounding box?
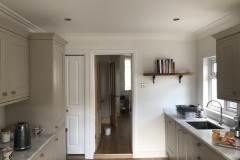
[55,138,58,141]
[66,110,68,112]
[183,131,187,134]
[2,92,7,96]
[168,121,171,123]
[232,91,237,95]
[11,91,16,95]
[197,143,202,147]
[40,153,44,157]
[55,126,58,129]
[196,156,201,160]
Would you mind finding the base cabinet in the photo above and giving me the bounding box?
[52,126,66,160]
[176,124,192,160]
[165,114,227,160]
[31,140,52,160]
[165,116,176,160]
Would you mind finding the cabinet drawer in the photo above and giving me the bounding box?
[192,136,225,160]
[192,148,208,160]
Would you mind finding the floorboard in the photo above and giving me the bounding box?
[95,112,132,154]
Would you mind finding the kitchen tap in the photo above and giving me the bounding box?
[206,100,223,125]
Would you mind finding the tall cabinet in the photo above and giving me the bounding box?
[0,27,29,106]
[6,33,67,160]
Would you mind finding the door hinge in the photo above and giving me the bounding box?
[66,128,68,132]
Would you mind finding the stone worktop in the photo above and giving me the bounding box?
[164,108,240,160]
[0,134,53,160]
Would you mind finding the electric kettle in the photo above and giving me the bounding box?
[14,122,31,150]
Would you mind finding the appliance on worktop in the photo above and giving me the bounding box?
[176,105,197,118]
[231,115,240,138]
[14,122,31,151]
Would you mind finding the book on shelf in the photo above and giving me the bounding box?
[156,59,175,74]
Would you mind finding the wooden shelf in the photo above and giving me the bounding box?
[143,72,194,83]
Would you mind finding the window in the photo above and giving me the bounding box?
[124,58,131,90]
[207,57,237,115]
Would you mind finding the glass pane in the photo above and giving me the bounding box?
[213,62,217,73]
[125,58,131,90]
[227,101,237,109]
[211,79,224,108]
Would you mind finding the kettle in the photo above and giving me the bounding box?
[14,122,31,151]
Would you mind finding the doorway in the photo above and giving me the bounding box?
[94,55,132,154]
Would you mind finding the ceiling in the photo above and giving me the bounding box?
[0,0,239,34]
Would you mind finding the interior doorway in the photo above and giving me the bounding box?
[94,55,132,154]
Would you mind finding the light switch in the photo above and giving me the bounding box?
[141,83,146,88]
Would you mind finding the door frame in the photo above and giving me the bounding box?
[87,50,137,159]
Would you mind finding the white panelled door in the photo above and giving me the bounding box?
[65,56,85,154]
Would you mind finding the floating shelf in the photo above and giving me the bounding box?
[143,72,194,83]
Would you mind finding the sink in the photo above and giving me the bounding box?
[187,121,224,129]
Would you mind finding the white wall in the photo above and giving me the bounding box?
[60,33,197,158]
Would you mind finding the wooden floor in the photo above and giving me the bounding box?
[67,112,168,160]
[95,112,132,154]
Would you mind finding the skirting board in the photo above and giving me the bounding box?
[94,154,133,159]
[134,151,167,159]
[101,117,110,124]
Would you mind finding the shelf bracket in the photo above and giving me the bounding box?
[179,75,183,83]
[153,76,155,83]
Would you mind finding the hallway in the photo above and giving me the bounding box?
[95,112,132,154]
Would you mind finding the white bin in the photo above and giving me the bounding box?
[105,126,111,135]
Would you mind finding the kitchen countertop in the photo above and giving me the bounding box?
[164,108,240,160]
[0,134,53,160]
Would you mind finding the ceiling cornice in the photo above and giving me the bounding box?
[193,7,240,40]
[59,33,196,41]
[0,3,45,32]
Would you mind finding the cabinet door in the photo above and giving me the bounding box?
[165,117,176,159]
[7,33,29,101]
[217,34,240,102]
[186,132,193,160]
[53,42,65,131]
[192,149,207,160]
[177,126,186,160]
[0,29,8,103]
[52,126,66,160]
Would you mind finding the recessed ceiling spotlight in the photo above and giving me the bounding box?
[173,18,180,21]
[64,18,71,21]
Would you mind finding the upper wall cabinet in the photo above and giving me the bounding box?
[213,24,240,103]
[0,28,29,106]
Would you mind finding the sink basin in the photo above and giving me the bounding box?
[187,121,223,129]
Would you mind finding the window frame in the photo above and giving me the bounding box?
[207,57,237,116]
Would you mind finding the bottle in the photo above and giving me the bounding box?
[196,104,202,118]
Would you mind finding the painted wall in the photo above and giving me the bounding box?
[60,34,197,158]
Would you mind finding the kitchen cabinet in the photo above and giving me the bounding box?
[165,116,176,160]
[52,125,66,160]
[5,33,67,159]
[213,24,240,102]
[31,140,52,160]
[0,27,29,106]
[192,136,225,160]
[26,33,67,134]
[176,124,192,160]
